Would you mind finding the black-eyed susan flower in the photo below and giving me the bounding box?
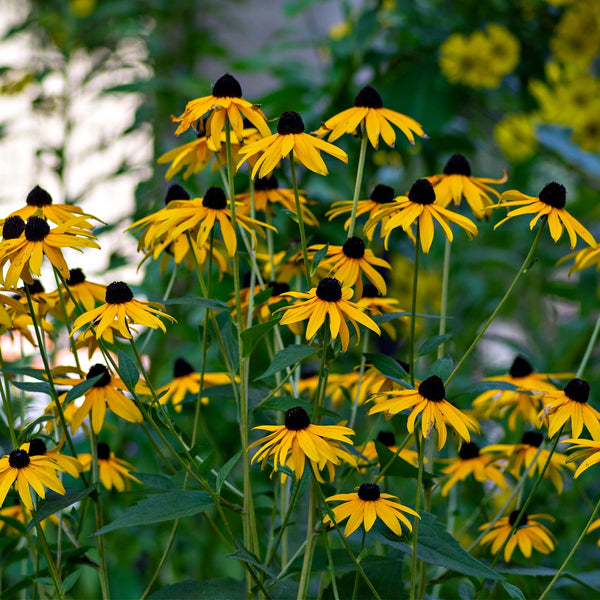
[562,437,600,478]
[494,182,596,249]
[357,430,419,470]
[57,364,143,434]
[279,277,381,352]
[79,442,140,491]
[257,246,305,284]
[0,215,100,289]
[485,431,573,493]
[71,281,176,340]
[355,284,405,340]
[440,442,507,497]
[369,375,479,450]
[57,268,106,316]
[309,236,391,298]
[0,447,65,509]
[248,406,355,483]
[427,153,507,220]
[365,179,478,253]
[316,85,426,148]
[323,482,419,537]
[237,111,348,179]
[479,510,555,563]
[22,438,82,479]
[560,245,600,274]
[19,279,57,319]
[171,73,271,148]
[539,378,600,440]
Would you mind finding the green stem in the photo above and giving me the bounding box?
[409,435,425,600]
[349,331,369,429]
[409,229,420,386]
[33,518,64,600]
[0,346,18,447]
[289,150,311,287]
[347,130,369,239]
[437,238,451,360]
[576,309,600,378]
[351,530,366,600]
[297,480,318,600]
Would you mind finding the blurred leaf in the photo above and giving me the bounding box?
[136,473,174,490]
[10,380,51,395]
[61,570,81,594]
[228,539,281,584]
[216,451,241,496]
[117,350,139,389]
[501,582,525,600]
[33,487,96,526]
[363,353,411,385]
[64,373,103,404]
[256,344,317,380]
[241,319,279,358]
[427,357,453,381]
[164,297,229,312]
[148,578,244,600]
[310,244,329,276]
[417,334,453,357]
[197,450,217,480]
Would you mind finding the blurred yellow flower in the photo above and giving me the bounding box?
[494,113,538,163]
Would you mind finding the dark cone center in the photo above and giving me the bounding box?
[24,216,50,242]
[9,449,30,469]
[564,378,590,403]
[443,153,472,176]
[509,356,533,378]
[202,186,228,209]
[3,216,25,239]
[277,112,305,135]
[358,483,381,501]
[165,184,190,205]
[28,438,47,456]
[87,364,112,387]
[174,357,195,378]
[539,182,566,209]
[370,184,395,204]
[509,510,528,528]
[26,280,45,295]
[105,281,134,304]
[342,236,365,259]
[418,376,446,402]
[97,442,110,460]
[284,406,311,430]
[362,284,379,297]
[67,268,86,286]
[521,431,543,447]
[354,86,383,109]
[255,176,279,191]
[212,73,242,98]
[269,281,290,297]
[376,431,396,447]
[316,277,342,302]
[459,441,480,459]
[26,185,53,207]
[408,179,436,205]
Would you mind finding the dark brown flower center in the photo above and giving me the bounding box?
[105,281,133,304]
[357,482,381,501]
[564,378,590,403]
[362,284,379,297]
[443,153,472,176]
[277,112,305,135]
[509,510,528,528]
[269,281,290,297]
[87,364,111,387]
[174,357,195,378]
[408,179,436,205]
[28,438,47,456]
[509,356,533,378]
[285,406,311,430]
[538,182,566,209]
[202,186,228,209]
[255,176,279,191]
[418,376,445,402]
[370,184,395,204]
[25,281,44,298]
[212,73,242,98]
[165,184,190,205]
[316,277,342,302]
[521,431,543,447]
[376,431,395,446]
[342,236,365,259]
[67,268,86,286]
[25,216,50,242]
[354,86,383,109]
[459,441,479,459]
[26,185,53,207]
[97,442,110,460]
[3,216,25,239]
[9,449,30,468]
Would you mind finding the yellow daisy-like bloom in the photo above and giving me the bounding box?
[237,111,348,179]
[440,442,507,497]
[79,442,140,491]
[427,153,507,220]
[71,281,176,340]
[279,277,381,352]
[323,482,420,537]
[539,378,600,440]
[562,437,600,478]
[21,438,82,480]
[369,375,480,450]
[0,446,65,510]
[248,406,355,482]
[355,285,405,340]
[357,431,419,470]
[472,356,565,430]
[479,510,555,563]
[18,279,57,319]
[562,244,600,274]
[586,517,600,546]
[316,85,425,148]
[494,182,596,249]
[309,236,391,298]
[55,267,106,317]
[158,134,215,180]
[258,247,306,284]
[365,179,478,253]
[171,73,271,148]
[0,215,100,289]
[494,112,538,164]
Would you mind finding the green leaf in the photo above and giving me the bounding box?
[163,297,229,312]
[10,380,52,395]
[281,207,299,223]
[64,373,103,404]
[0,367,47,381]
[458,581,475,600]
[374,442,437,482]
[427,357,453,381]
[135,473,174,490]
[256,344,317,380]
[241,319,278,358]
[147,578,244,600]
[254,396,340,420]
[228,539,281,584]
[61,570,81,594]
[94,490,213,535]
[216,451,241,496]
[371,311,409,324]
[220,316,239,370]
[455,380,521,395]
[363,353,411,386]
[197,450,217,480]
[32,487,96,526]
[417,334,453,357]
[501,582,525,600]
[117,350,139,389]
[310,243,329,276]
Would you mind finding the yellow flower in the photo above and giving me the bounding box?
[237,111,348,179]
[21,438,82,480]
[365,179,478,253]
[369,375,479,450]
[562,437,600,477]
[586,517,600,546]
[279,277,380,352]
[572,102,600,152]
[171,73,271,148]
[427,153,507,220]
[485,23,520,78]
[355,285,405,340]
[56,267,106,317]
[494,182,596,249]
[71,281,176,340]
[440,32,497,88]
[479,510,555,563]
[550,3,600,69]
[324,483,419,537]
[79,442,140,491]
[248,406,355,482]
[357,431,419,469]
[494,113,538,164]
[316,85,425,148]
